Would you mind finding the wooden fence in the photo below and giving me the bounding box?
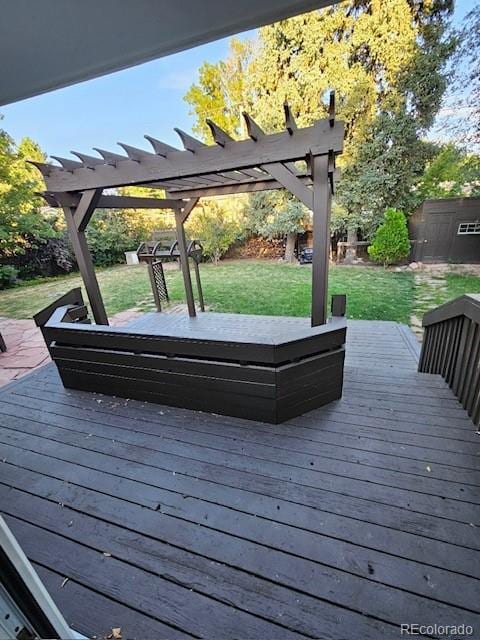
[419,294,480,428]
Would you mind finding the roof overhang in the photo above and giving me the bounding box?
[0,0,338,106]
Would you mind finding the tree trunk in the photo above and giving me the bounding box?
[344,227,357,264]
[284,232,297,263]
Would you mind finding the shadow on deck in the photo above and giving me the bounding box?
[0,319,478,639]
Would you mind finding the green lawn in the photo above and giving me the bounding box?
[412,271,480,321]
[0,259,478,325]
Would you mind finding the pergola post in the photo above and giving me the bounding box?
[63,203,109,326]
[310,154,331,327]
[63,189,108,325]
[192,258,205,312]
[175,198,199,318]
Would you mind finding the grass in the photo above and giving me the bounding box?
[0,260,413,323]
[445,272,480,300]
[167,261,415,323]
[412,270,480,320]
[0,259,478,325]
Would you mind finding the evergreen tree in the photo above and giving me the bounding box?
[184,1,456,249]
[367,208,410,267]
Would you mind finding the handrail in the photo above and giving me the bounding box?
[422,294,480,327]
[419,294,480,428]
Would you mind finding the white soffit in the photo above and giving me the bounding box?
[0,0,337,106]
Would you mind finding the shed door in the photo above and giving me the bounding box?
[422,213,453,261]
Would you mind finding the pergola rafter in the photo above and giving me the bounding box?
[33,108,343,195]
[32,96,344,328]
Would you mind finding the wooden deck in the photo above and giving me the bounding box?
[0,319,479,638]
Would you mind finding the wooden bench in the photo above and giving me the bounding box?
[34,288,346,424]
[137,231,202,263]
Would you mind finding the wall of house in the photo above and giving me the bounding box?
[409,197,480,263]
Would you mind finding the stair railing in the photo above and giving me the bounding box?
[419,294,480,428]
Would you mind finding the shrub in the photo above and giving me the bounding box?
[10,236,74,279]
[0,265,19,289]
[86,209,171,267]
[368,208,410,267]
[187,200,243,264]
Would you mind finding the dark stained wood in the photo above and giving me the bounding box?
[44,306,347,364]
[74,188,103,232]
[331,294,346,317]
[242,112,265,142]
[38,301,346,423]
[37,120,344,194]
[192,258,205,312]
[43,191,183,210]
[419,294,480,427]
[175,199,199,317]
[206,119,234,147]
[33,109,343,327]
[311,154,331,326]
[283,103,297,135]
[63,206,108,325]
[0,319,479,639]
[35,565,188,640]
[261,162,313,209]
[164,173,313,199]
[32,287,84,329]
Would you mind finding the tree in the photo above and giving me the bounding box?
[337,110,437,238]
[184,38,253,142]
[336,0,455,242]
[245,191,310,262]
[367,208,410,267]
[415,144,480,201]
[86,206,172,267]
[187,200,243,264]
[445,6,479,150]
[185,1,455,249]
[0,123,54,259]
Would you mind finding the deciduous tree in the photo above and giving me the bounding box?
[184,0,455,253]
[0,124,53,258]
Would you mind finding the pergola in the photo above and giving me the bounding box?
[33,98,343,327]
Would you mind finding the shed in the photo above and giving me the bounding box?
[409,197,480,263]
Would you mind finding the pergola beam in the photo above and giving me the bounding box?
[174,129,206,153]
[206,119,233,147]
[283,103,297,135]
[75,188,103,232]
[36,120,344,193]
[242,112,264,142]
[164,174,313,200]
[260,163,313,209]
[42,192,183,210]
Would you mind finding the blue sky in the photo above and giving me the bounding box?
[1,0,475,159]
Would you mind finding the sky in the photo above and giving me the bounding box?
[1,0,476,159]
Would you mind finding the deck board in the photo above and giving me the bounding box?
[1,319,479,639]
